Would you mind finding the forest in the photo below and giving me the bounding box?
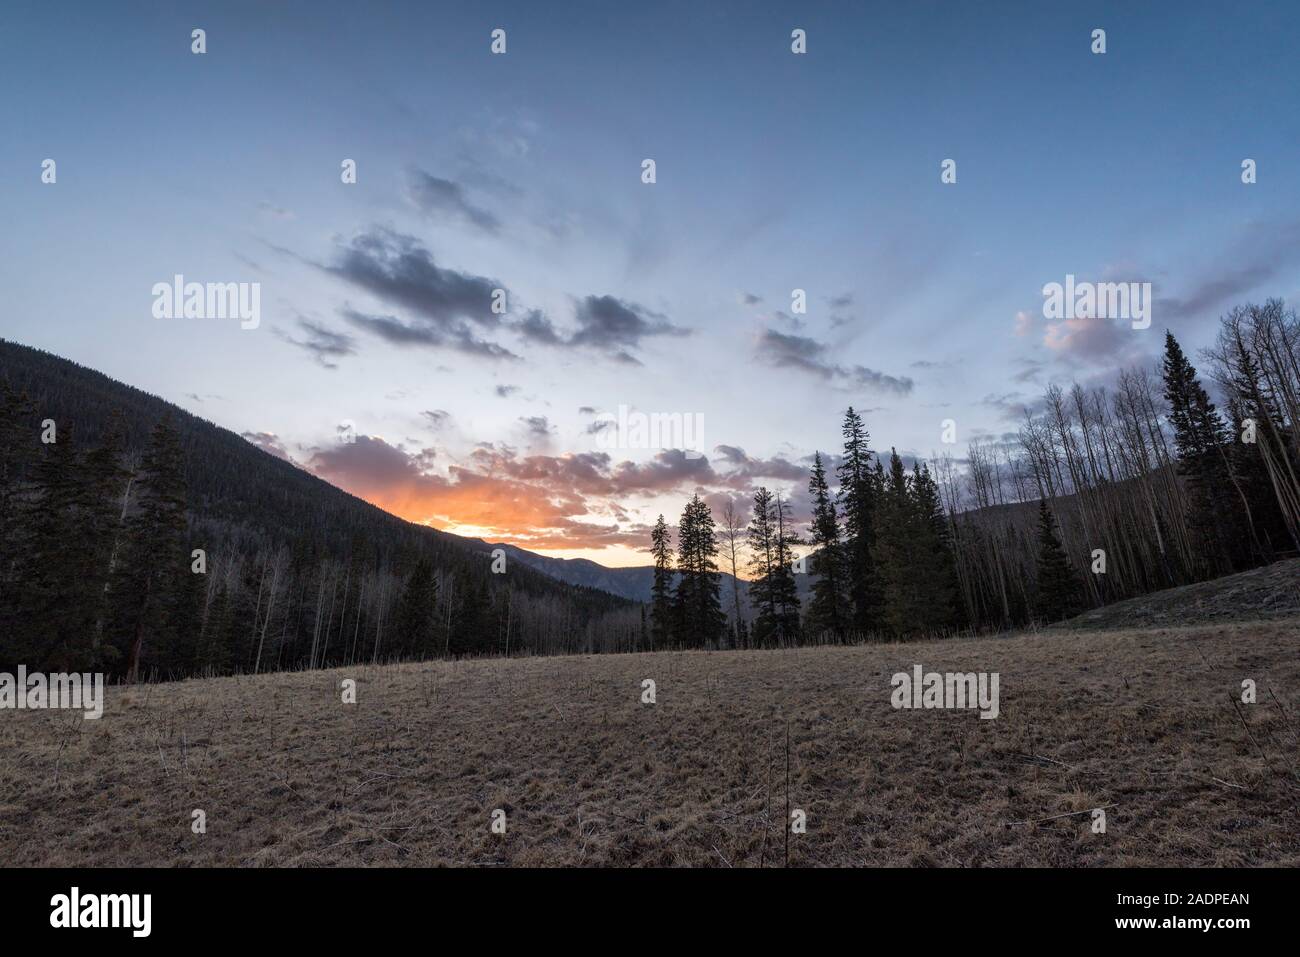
[0,340,641,680]
[650,299,1299,647]
[1,298,1297,678]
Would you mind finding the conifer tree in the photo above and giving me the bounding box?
[806,451,847,639]
[746,486,777,645]
[747,487,801,645]
[836,407,881,635]
[1161,331,1237,574]
[672,495,724,647]
[649,514,673,649]
[394,557,438,658]
[1034,499,1079,622]
[109,415,189,681]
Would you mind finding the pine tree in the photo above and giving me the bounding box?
[649,514,673,649]
[806,452,846,639]
[672,495,724,647]
[394,557,438,658]
[836,407,881,635]
[910,461,959,631]
[1161,331,1238,574]
[1034,499,1079,623]
[746,487,801,645]
[108,415,189,681]
[746,487,777,645]
[873,449,924,635]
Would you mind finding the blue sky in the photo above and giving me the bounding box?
[3,1,1298,563]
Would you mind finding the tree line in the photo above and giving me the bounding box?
[649,300,1299,644]
[2,296,1296,673]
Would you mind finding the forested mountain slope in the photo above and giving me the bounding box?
[0,339,637,680]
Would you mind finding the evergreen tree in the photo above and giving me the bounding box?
[394,557,438,658]
[649,514,673,649]
[806,452,847,639]
[672,495,725,647]
[873,449,917,635]
[746,487,777,645]
[746,487,801,645]
[108,415,189,681]
[836,407,881,635]
[1161,331,1238,574]
[770,492,802,644]
[1034,499,1079,623]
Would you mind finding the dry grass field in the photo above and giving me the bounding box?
[2,616,1298,867]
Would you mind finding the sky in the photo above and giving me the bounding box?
[3,1,1299,566]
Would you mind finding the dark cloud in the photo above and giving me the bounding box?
[711,445,806,482]
[570,295,688,357]
[340,306,518,360]
[495,384,521,398]
[421,410,451,429]
[755,328,914,396]
[323,228,515,359]
[515,309,565,346]
[276,318,357,369]
[405,168,500,233]
[739,292,763,306]
[513,295,688,364]
[1155,219,1300,322]
[519,415,553,437]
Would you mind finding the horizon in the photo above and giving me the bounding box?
[4,0,1299,566]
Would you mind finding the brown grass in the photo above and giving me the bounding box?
[2,618,1298,867]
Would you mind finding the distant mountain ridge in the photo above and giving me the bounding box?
[486,540,816,612]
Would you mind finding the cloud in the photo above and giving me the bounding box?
[1042,315,1132,361]
[519,415,553,437]
[755,328,914,396]
[515,309,565,346]
[1154,219,1300,322]
[242,431,294,462]
[568,295,688,359]
[495,384,521,398]
[276,318,357,369]
[422,410,451,429]
[323,228,516,359]
[340,306,518,360]
[514,295,688,364]
[739,291,763,305]
[405,168,500,233]
[305,429,816,553]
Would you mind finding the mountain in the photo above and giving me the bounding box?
[0,339,636,678]
[487,540,816,612]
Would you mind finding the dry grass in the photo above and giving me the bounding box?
[2,618,1298,867]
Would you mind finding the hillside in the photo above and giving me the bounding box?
[1055,558,1300,631]
[0,339,634,677]
[4,615,1296,866]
